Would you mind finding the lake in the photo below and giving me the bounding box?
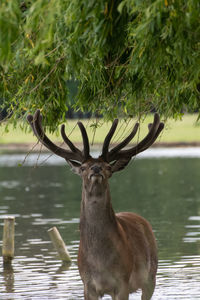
[0,149,200,299]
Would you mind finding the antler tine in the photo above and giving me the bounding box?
[108,122,139,158]
[125,113,162,155]
[27,114,37,135]
[77,122,91,161]
[61,124,82,155]
[101,119,118,161]
[118,113,162,158]
[27,110,84,162]
[139,122,164,152]
[108,113,164,162]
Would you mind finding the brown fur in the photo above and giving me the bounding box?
[77,159,158,300]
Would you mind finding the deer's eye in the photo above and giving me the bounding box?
[80,166,86,172]
[106,165,112,171]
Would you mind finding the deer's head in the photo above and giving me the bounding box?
[27,110,164,190]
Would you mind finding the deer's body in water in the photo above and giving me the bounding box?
[27,110,164,300]
[77,159,157,300]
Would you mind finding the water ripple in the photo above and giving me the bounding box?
[1,252,200,299]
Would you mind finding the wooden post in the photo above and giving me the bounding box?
[48,226,71,263]
[2,216,15,265]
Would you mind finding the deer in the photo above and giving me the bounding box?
[27,110,164,300]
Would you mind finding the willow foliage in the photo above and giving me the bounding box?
[0,0,200,128]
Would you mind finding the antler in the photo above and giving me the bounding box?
[101,113,164,163]
[27,110,91,163]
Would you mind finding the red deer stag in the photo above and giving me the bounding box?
[27,110,164,300]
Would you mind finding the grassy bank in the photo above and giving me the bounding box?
[0,114,199,146]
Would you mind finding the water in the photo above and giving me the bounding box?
[0,152,200,299]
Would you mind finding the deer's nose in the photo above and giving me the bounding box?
[91,165,102,174]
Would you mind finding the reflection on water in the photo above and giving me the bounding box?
[0,154,200,299]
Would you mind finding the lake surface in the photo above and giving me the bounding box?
[0,150,200,299]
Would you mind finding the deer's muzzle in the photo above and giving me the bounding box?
[88,165,104,182]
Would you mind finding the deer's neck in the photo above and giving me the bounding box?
[80,180,117,241]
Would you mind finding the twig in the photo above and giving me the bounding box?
[29,56,65,94]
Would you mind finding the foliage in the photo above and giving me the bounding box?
[0,0,200,129]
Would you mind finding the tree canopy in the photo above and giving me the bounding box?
[0,0,200,128]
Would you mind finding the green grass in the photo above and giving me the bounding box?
[0,114,199,145]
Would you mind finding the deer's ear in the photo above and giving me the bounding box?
[67,160,82,175]
[111,157,131,173]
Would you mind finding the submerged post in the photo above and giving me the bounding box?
[48,226,71,263]
[2,216,15,265]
